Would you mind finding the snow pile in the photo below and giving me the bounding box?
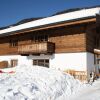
[0,65,83,100]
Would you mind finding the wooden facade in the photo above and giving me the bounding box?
[0,17,98,56]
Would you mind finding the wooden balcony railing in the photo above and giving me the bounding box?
[18,42,55,55]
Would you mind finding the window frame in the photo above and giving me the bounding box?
[33,59,49,67]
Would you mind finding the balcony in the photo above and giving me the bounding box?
[18,42,55,55]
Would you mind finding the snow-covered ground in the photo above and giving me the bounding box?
[0,65,100,100]
[70,79,100,100]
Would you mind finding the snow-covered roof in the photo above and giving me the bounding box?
[0,7,100,35]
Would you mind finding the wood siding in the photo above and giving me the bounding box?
[49,25,86,53]
[0,19,97,55]
[0,36,18,55]
[86,22,100,52]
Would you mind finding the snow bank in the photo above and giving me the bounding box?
[0,65,83,100]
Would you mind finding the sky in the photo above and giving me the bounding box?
[0,0,100,27]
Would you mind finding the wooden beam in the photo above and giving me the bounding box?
[10,18,96,36]
[94,49,100,54]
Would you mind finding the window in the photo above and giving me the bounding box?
[33,59,49,67]
[31,34,49,43]
[38,60,44,66]
[11,59,18,67]
[33,60,38,65]
[44,59,49,67]
[9,40,18,47]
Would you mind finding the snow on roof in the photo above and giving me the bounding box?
[0,7,100,35]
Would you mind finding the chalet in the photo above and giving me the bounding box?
[0,6,100,81]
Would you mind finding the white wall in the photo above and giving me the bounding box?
[0,53,95,76]
[0,55,32,67]
[0,54,51,67]
[27,53,87,71]
[50,52,87,71]
[86,52,95,79]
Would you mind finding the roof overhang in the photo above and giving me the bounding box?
[0,17,96,37]
[0,7,99,37]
